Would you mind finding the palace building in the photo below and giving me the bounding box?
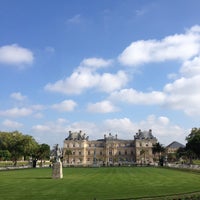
[63,129,157,166]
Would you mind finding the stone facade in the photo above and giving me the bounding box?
[63,130,157,166]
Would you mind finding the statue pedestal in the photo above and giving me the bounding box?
[52,162,63,179]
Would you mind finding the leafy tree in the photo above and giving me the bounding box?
[32,143,50,167]
[0,131,39,166]
[186,127,200,159]
[0,150,11,161]
[152,142,165,156]
[152,142,165,165]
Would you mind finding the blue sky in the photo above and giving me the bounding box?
[1,0,200,147]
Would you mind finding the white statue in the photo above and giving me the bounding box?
[52,144,62,162]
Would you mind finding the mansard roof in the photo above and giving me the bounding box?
[134,129,156,140]
[65,130,89,141]
[167,141,185,149]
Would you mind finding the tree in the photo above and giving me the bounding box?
[0,150,11,161]
[186,128,200,159]
[152,142,165,166]
[0,131,39,166]
[38,143,50,167]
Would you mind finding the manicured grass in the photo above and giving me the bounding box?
[0,167,200,200]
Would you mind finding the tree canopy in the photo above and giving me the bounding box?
[186,127,200,158]
[0,131,50,166]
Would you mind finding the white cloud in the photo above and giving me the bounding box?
[109,88,165,105]
[103,115,186,145]
[10,92,26,101]
[80,57,112,70]
[45,57,128,94]
[180,56,200,77]
[164,75,200,115]
[31,114,186,147]
[52,100,77,112]
[0,107,33,118]
[118,25,200,66]
[0,44,34,66]
[2,119,23,129]
[98,71,128,92]
[103,118,135,134]
[87,100,118,113]
[32,124,51,132]
[31,119,96,146]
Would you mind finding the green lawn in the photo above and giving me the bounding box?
[0,167,200,200]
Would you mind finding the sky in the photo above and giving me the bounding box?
[1,0,200,147]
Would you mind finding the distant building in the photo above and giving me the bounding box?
[166,141,185,154]
[63,129,157,166]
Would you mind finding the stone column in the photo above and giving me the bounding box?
[52,161,63,179]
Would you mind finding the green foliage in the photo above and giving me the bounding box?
[152,142,165,155]
[0,131,49,166]
[0,150,11,161]
[186,127,200,158]
[0,167,200,200]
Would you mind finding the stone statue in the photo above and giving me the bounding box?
[52,144,62,163]
[51,144,63,179]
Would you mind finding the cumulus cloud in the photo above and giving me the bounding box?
[2,119,23,129]
[31,114,186,146]
[0,107,33,118]
[163,75,200,115]
[107,26,200,116]
[10,92,27,101]
[0,44,34,66]
[87,100,118,113]
[109,88,166,105]
[0,104,44,118]
[80,57,112,70]
[31,119,97,146]
[180,56,200,77]
[100,115,185,144]
[103,115,185,144]
[103,118,135,134]
[45,57,128,94]
[118,25,200,66]
[52,100,77,112]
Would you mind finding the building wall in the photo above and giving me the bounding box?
[63,130,157,166]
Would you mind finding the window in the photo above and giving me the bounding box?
[119,151,121,155]
[100,151,102,155]
[109,151,112,155]
[72,151,75,155]
[73,144,75,147]
[79,151,81,155]
[125,151,127,155]
[88,151,90,155]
